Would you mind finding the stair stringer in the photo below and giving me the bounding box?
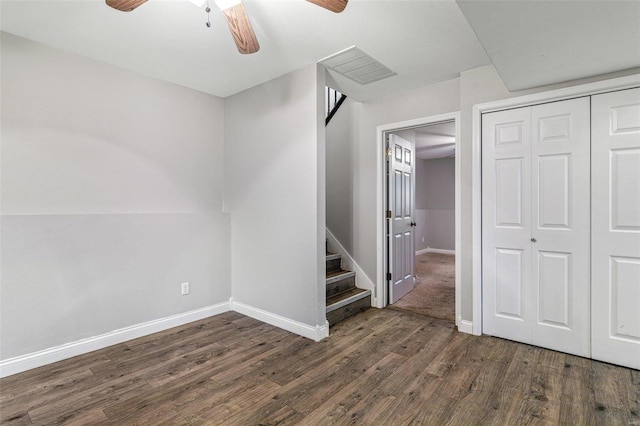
[326,227,376,307]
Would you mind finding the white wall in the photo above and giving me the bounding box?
[0,33,231,360]
[224,64,326,331]
[415,157,455,252]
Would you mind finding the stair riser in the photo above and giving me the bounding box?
[326,258,341,274]
[326,275,356,298]
[327,295,371,326]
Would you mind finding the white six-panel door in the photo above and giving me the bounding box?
[482,97,591,357]
[482,107,532,342]
[388,134,416,304]
[591,88,640,370]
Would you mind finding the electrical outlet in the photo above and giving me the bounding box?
[421,237,425,243]
[181,282,190,295]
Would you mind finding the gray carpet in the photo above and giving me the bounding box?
[391,252,455,322]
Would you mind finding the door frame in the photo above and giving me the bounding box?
[376,112,461,328]
[471,74,640,336]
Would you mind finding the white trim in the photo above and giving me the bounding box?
[454,114,462,331]
[231,300,329,342]
[477,74,640,114]
[458,320,474,335]
[470,73,640,339]
[471,105,483,336]
[0,302,231,378]
[326,227,376,303]
[416,247,455,256]
[376,112,462,324]
[376,123,386,308]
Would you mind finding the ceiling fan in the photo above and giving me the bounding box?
[105,0,348,55]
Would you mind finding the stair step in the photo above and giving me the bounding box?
[326,269,355,284]
[326,270,355,298]
[326,287,371,313]
[326,253,341,261]
[326,253,342,273]
[326,288,371,326]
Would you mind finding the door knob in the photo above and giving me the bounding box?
[410,222,417,227]
[531,238,537,243]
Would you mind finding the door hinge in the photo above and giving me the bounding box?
[386,210,392,219]
[387,272,392,281]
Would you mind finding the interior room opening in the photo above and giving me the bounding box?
[386,120,456,323]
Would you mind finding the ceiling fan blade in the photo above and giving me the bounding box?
[105,0,147,12]
[222,2,260,54]
[306,0,347,13]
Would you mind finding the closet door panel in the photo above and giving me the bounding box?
[482,107,532,341]
[592,88,640,370]
[531,98,591,357]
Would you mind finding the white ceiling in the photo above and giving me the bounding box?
[0,0,490,101]
[1,1,638,101]
[457,0,640,91]
[396,121,455,160]
[415,121,455,160]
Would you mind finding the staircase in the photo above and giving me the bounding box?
[325,87,347,126]
[326,251,371,325]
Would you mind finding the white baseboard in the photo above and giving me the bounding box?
[326,228,376,304]
[416,247,455,256]
[0,302,231,378]
[457,319,474,334]
[231,299,329,342]
[2,296,336,377]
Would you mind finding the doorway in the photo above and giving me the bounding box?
[375,112,461,328]
[389,122,456,322]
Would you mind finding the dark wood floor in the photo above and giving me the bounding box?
[1,308,638,425]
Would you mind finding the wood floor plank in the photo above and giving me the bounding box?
[0,411,32,426]
[512,350,565,424]
[593,360,635,410]
[298,353,406,424]
[0,368,95,419]
[101,340,278,419]
[423,329,476,378]
[27,373,153,423]
[559,363,597,425]
[390,318,453,358]
[499,343,544,394]
[245,405,305,426]
[403,393,459,425]
[0,352,111,397]
[179,378,282,425]
[1,308,638,425]
[231,318,416,422]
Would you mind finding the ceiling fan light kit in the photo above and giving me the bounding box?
[105,0,347,55]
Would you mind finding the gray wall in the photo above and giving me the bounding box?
[0,33,231,360]
[5,31,632,362]
[326,97,355,253]
[224,64,326,328]
[415,157,455,252]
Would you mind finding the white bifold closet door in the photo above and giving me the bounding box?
[591,88,640,370]
[482,97,591,357]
